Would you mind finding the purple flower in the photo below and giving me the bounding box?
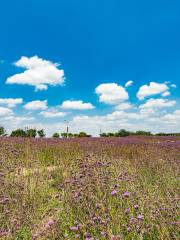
[70,226,79,232]
[84,232,91,238]
[123,190,130,198]
[47,220,55,226]
[130,217,137,224]
[169,221,180,225]
[74,191,81,198]
[0,197,9,204]
[125,208,130,214]
[101,231,107,237]
[137,214,144,220]
[134,204,139,210]
[111,189,119,196]
[45,220,55,229]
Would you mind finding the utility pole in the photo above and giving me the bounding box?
[64,120,69,138]
[100,128,102,137]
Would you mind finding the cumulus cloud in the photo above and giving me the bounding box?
[71,107,180,136]
[95,83,129,105]
[40,109,66,118]
[137,82,169,100]
[115,102,134,110]
[60,100,95,110]
[139,98,176,109]
[161,91,170,97]
[4,116,35,123]
[162,110,180,124]
[0,116,35,134]
[171,84,177,88]
[1,108,179,137]
[6,56,65,91]
[0,106,13,116]
[139,108,156,117]
[24,100,48,110]
[106,111,142,120]
[0,98,23,108]
[125,80,133,87]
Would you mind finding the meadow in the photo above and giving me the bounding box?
[0,136,179,240]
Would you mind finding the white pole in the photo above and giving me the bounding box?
[64,120,69,138]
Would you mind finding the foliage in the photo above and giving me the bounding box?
[10,128,27,137]
[135,130,152,136]
[52,132,60,138]
[37,129,46,138]
[156,132,180,136]
[100,129,180,137]
[100,129,153,137]
[78,131,91,137]
[61,132,68,138]
[0,125,6,136]
[26,128,37,138]
[61,132,91,138]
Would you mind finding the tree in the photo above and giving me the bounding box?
[135,130,152,136]
[37,129,46,138]
[78,132,88,137]
[73,133,79,137]
[61,132,68,138]
[107,132,115,137]
[11,129,27,137]
[117,129,130,137]
[100,133,106,137]
[68,133,74,138]
[0,126,6,136]
[26,129,37,138]
[52,133,60,138]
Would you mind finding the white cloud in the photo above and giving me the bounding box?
[1,116,35,134]
[171,84,177,88]
[0,108,179,137]
[4,116,35,123]
[115,102,134,110]
[125,80,133,87]
[139,98,176,109]
[162,110,180,124]
[137,82,169,100]
[40,109,66,118]
[60,100,95,110]
[6,56,65,91]
[161,91,170,97]
[24,100,48,110]
[139,108,156,117]
[0,106,13,116]
[71,107,180,136]
[95,83,129,105]
[0,98,23,108]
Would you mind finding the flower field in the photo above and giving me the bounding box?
[0,137,179,239]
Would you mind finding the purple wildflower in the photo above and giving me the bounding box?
[125,208,130,214]
[70,226,79,232]
[111,189,119,196]
[134,204,139,210]
[123,190,130,198]
[45,220,55,229]
[137,214,144,220]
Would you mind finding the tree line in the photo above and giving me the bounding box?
[100,129,180,137]
[0,126,179,138]
[0,126,91,138]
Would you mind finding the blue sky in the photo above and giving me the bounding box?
[0,0,179,135]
